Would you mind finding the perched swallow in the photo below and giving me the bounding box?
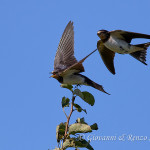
[97,30,150,74]
[51,21,109,94]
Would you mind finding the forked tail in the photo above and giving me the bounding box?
[81,74,110,95]
[90,81,110,95]
[130,42,150,65]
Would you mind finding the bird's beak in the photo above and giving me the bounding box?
[50,74,57,78]
[97,31,101,36]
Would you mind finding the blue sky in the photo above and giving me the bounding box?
[0,0,150,150]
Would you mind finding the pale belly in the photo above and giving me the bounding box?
[104,37,131,54]
[63,74,85,85]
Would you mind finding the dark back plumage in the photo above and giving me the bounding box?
[110,30,150,43]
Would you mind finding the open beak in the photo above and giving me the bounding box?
[50,74,56,78]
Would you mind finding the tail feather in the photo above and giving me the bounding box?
[134,42,150,49]
[91,81,110,95]
[84,76,110,95]
[78,74,110,95]
[130,42,150,65]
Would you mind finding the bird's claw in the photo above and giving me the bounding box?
[75,84,81,89]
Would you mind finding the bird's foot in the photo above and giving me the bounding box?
[75,84,81,89]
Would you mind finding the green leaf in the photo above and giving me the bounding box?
[62,97,70,108]
[56,122,66,142]
[63,138,74,149]
[73,103,87,114]
[73,89,84,99]
[61,84,73,91]
[81,91,95,106]
[63,138,94,150]
[82,109,87,114]
[90,123,98,130]
[73,90,95,106]
[74,103,82,112]
[68,123,92,135]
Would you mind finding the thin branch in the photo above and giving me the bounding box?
[64,95,75,140]
[63,107,68,118]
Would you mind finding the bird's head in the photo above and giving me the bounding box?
[97,30,110,41]
[50,72,60,79]
[50,72,63,83]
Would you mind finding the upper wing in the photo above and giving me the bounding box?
[110,30,150,43]
[53,21,83,73]
[59,48,97,76]
[97,40,116,75]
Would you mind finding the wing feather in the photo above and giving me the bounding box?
[53,21,79,73]
[110,30,150,43]
[97,40,115,74]
[59,48,97,76]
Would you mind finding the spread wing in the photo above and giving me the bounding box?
[110,30,150,43]
[97,40,116,75]
[59,48,97,76]
[53,21,84,74]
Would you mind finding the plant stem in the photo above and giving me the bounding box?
[64,95,75,140]
[63,107,68,118]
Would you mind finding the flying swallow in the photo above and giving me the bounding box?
[97,30,150,74]
[51,21,109,94]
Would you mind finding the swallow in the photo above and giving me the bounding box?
[97,30,150,74]
[51,21,109,94]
